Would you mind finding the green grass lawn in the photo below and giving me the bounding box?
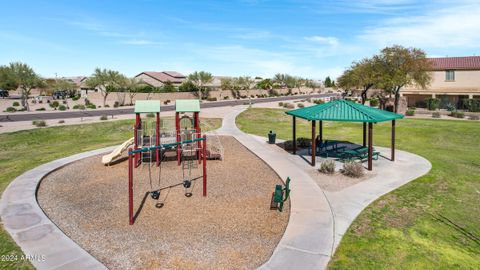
[0,117,221,270]
[237,108,480,269]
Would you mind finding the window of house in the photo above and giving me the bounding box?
[445,70,455,81]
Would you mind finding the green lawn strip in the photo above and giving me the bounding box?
[237,108,480,269]
[0,117,221,269]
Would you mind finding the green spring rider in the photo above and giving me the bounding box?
[270,177,291,212]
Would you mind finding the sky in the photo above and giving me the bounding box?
[1,0,479,79]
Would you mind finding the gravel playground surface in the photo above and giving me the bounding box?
[37,136,289,270]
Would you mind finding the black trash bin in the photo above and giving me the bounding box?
[268,130,276,144]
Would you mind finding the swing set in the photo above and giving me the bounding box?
[128,100,207,225]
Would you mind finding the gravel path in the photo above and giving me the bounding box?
[37,136,289,270]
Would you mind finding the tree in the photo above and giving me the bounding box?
[324,76,333,87]
[1,62,44,111]
[376,45,432,112]
[187,71,213,100]
[178,80,199,92]
[161,81,176,93]
[304,79,320,93]
[256,78,273,90]
[86,68,127,107]
[54,79,78,97]
[125,77,145,105]
[0,66,19,91]
[220,77,234,99]
[337,58,380,104]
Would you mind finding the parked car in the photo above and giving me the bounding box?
[52,90,67,100]
[0,89,9,98]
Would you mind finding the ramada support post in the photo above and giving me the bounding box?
[311,120,316,166]
[363,122,367,147]
[391,120,396,161]
[134,113,141,168]
[128,148,133,225]
[175,112,181,166]
[319,120,323,144]
[156,112,160,167]
[202,135,207,197]
[368,122,373,171]
[292,116,296,154]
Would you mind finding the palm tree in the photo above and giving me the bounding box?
[188,71,213,100]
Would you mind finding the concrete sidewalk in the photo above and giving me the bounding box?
[218,107,336,269]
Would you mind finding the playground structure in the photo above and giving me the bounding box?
[127,100,209,225]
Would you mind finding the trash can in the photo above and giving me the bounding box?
[268,130,276,144]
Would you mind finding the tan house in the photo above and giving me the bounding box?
[403,56,480,107]
[134,71,186,87]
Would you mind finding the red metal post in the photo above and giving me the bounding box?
[128,148,134,225]
[134,114,141,168]
[156,112,160,167]
[176,112,181,166]
[202,135,207,197]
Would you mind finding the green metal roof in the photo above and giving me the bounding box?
[134,100,161,113]
[175,99,200,112]
[286,99,404,123]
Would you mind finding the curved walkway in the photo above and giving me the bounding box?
[217,107,432,270]
[0,147,115,270]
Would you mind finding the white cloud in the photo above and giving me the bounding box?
[304,36,340,47]
[121,39,163,46]
[359,2,480,49]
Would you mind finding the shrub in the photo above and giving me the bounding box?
[58,120,65,124]
[104,105,109,108]
[369,98,379,107]
[58,105,67,111]
[463,99,480,112]
[50,100,60,109]
[342,161,364,178]
[5,107,16,112]
[86,104,96,109]
[32,120,47,127]
[100,115,108,121]
[283,103,295,109]
[468,115,479,120]
[207,97,217,101]
[432,112,441,118]
[84,98,91,105]
[297,103,305,108]
[35,107,46,111]
[73,104,86,110]
[454,112,465,118]
[426,98,440,111]
[406,109,415,116]
[72,95,80,101]
[223,96,229,100]
[146,112,155,118]
[113,101,120,108]
[12,101,20,107]
[319,160,335,174]
[278,102,284,107]
[313,99,325,105]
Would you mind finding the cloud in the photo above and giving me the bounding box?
[121,39,163,46]
[304,36,339,47]
[359,2,480,49]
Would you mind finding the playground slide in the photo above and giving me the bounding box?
[102,137,135,165]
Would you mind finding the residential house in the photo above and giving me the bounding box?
[134,71,186,87]
[403,56,480,108]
